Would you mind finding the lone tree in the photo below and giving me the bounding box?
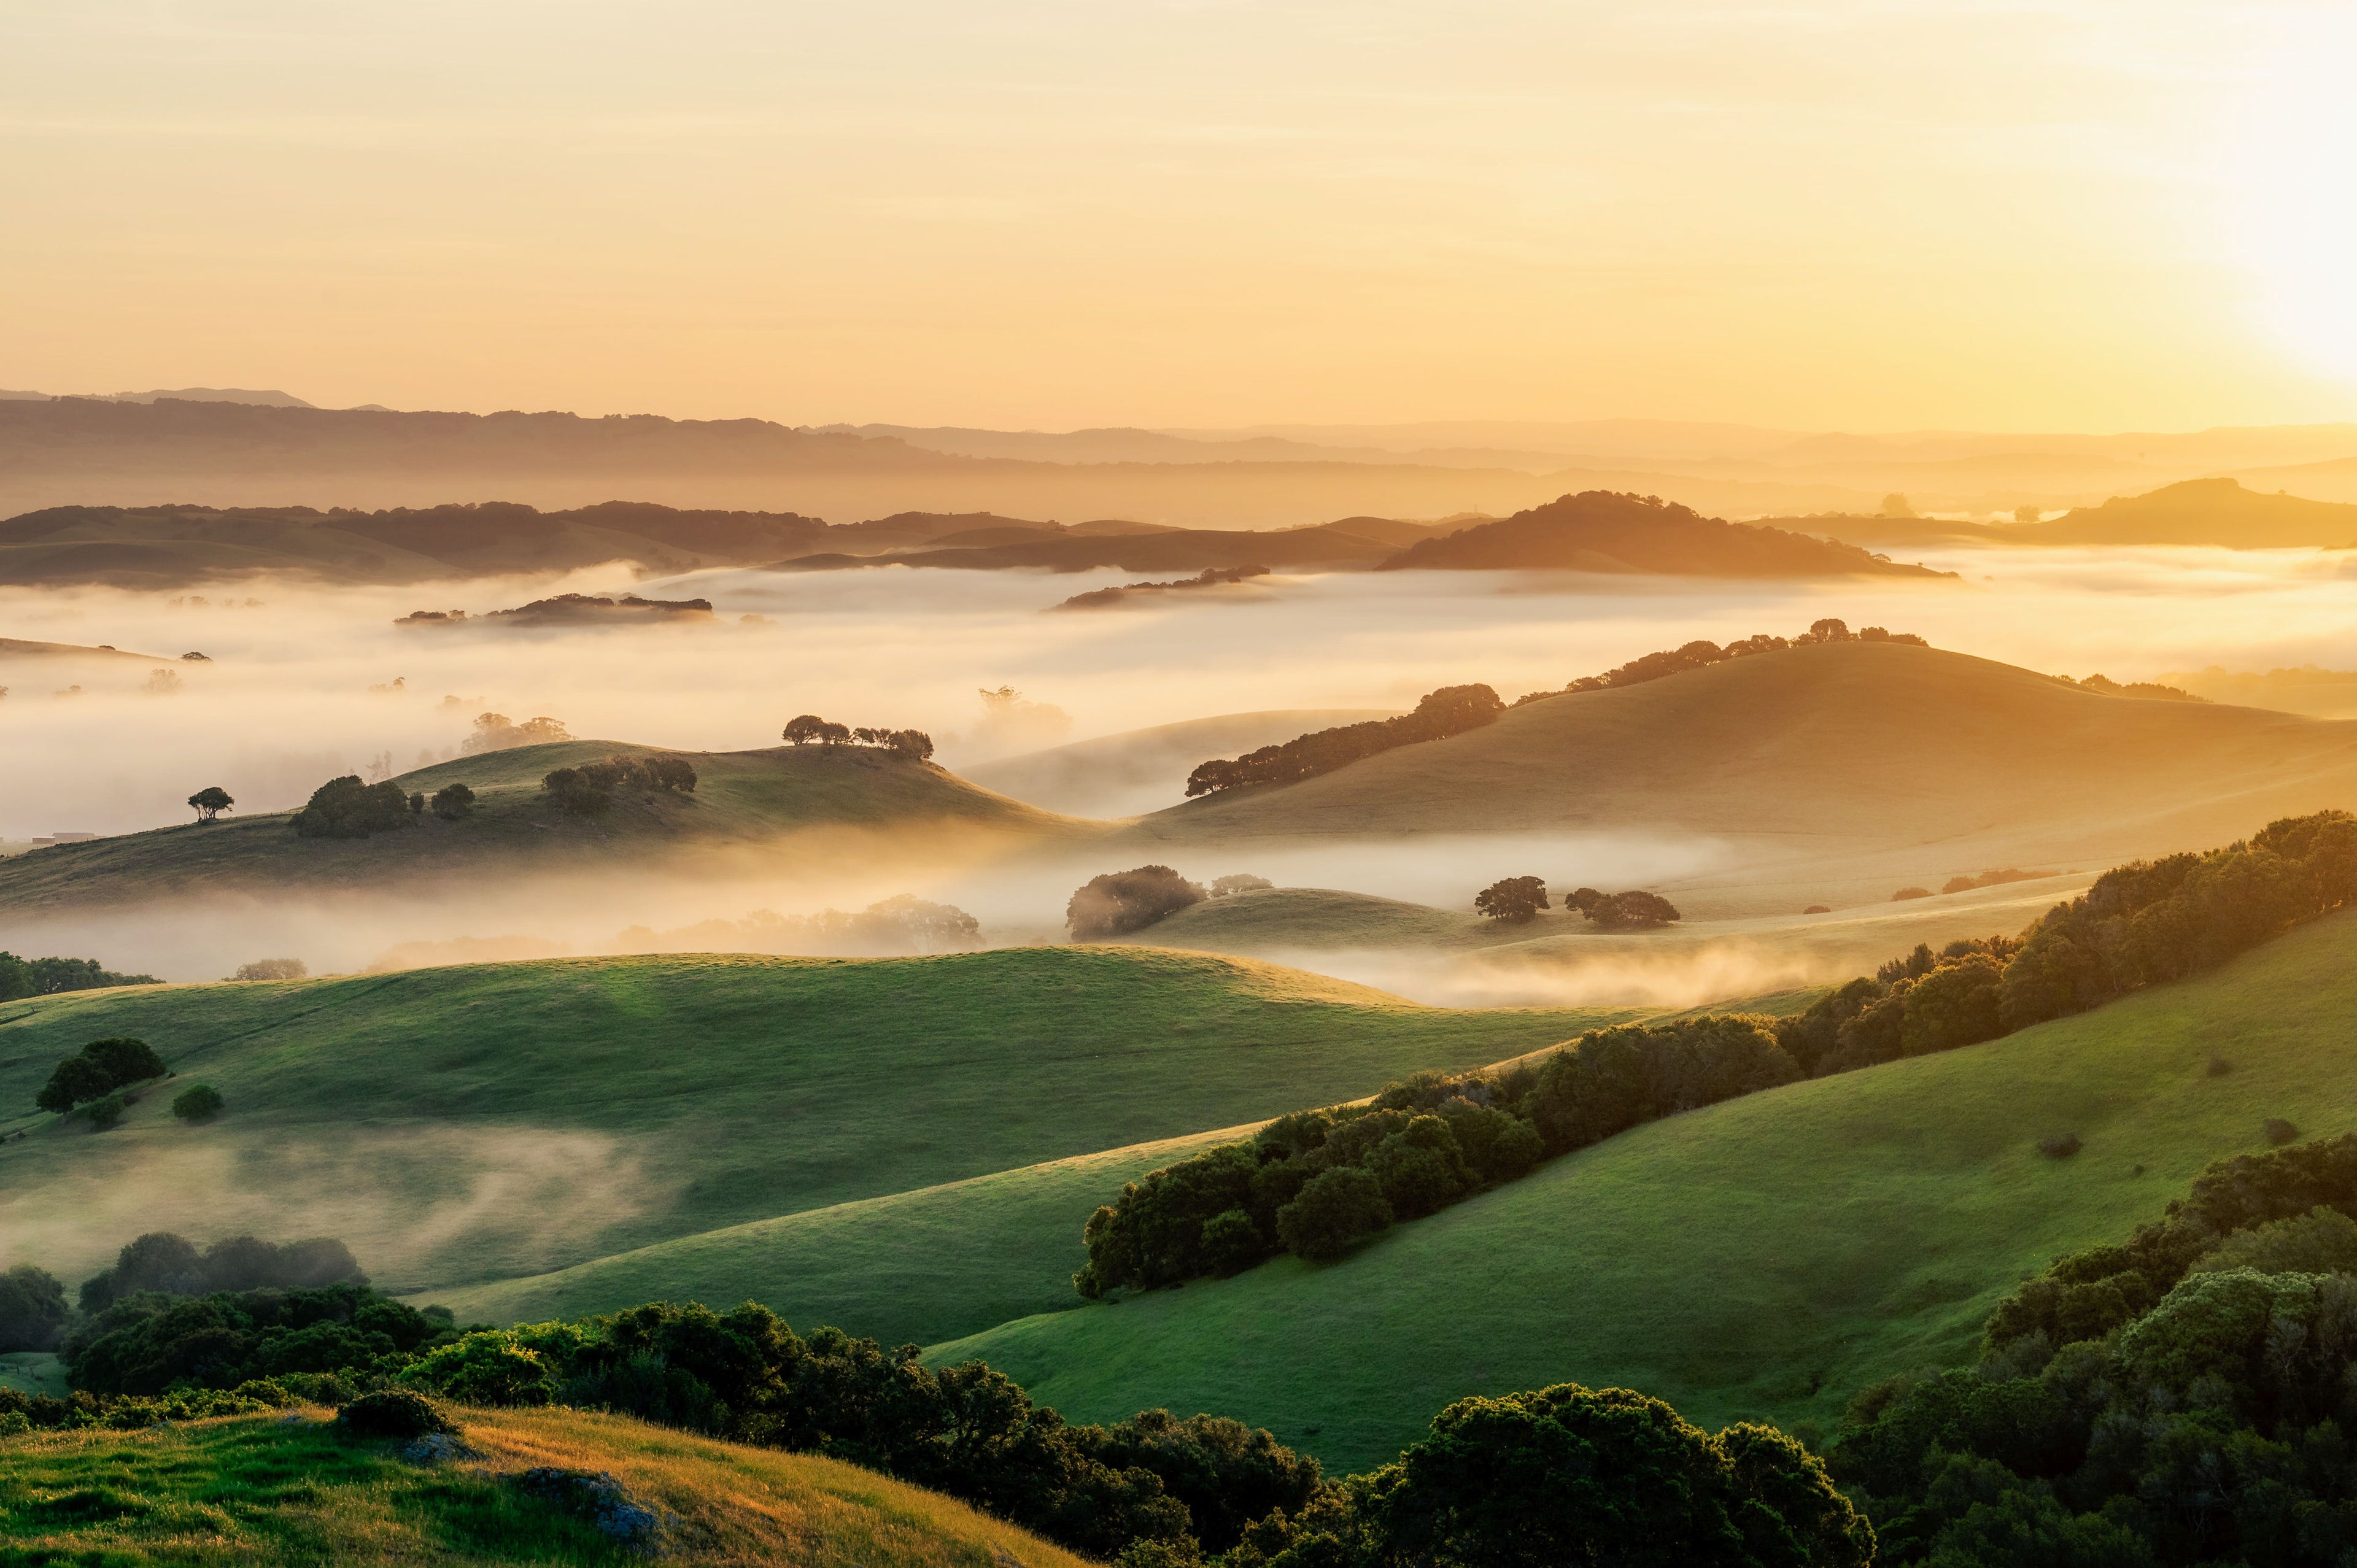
[1474,876,1549,924]
[187,786,233,824]
[1067,865,1206,940]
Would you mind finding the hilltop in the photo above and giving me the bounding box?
[932,906,2357,1473]
[1374,490,1954,576]
[1133,640,2357,886]
[2019,476,2357,548]
[0,741,1086,914]
[3,1404,1094,1568]
[0,946,1636,1323]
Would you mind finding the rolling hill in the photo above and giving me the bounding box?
[0,741,1089,914]
[963,709,1395,819]
[930,905,2357,1475]
[0,948,1639,1318]
[2019,476,2357,548]
[3,1404,1095,1568]
[1373,490,1954,576]
[1132,640,2357,900]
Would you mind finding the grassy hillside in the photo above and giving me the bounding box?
[2024,476,2357,548]
[0,1404,1094,1567]
[0,741,1093,913]
[931,908,2357,1475]
[964,709,1395,819]
[420,1123,1253,1345]
[1132,641,2357,894]
[0,947,1638,1311]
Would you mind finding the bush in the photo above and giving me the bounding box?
[291,775,414,838]
[336,1388,456,1441]
[171,1083,225,1121]
[1069,865,1206,940]
[87,1092,127,1130]
[2266,1116,2302,1146]
[1275,1167,1394,1261]
[34,1037,166,1114]
[0,1264,68,1353]
[2037,1132,2081,1158]
[1891,885,1932,900]
[430,782,476,819]
[232,958,306,981]
[1804,903,1831,913]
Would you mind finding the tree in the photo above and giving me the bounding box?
[430,782,475,819]
[543,767,612,815]
[290,775,412,838]
[408,791,425,814]
[460,713,571,755]
[232,959,306,981]
[0,1264,68,1353]
[1275,1166,1393,1261]
[1588,890,1681,930]
[1806,617,1854,642]
[1370,1383,1873,1568]
[783,714,827,746]
[819,720,851,745]
[187,785,233,823]
[1067,865,1207,940]
[887,728,935,760]
[1210,875,1272,898]
[1474,876,1549,923]
[84,1037,167,1085]
[34,1054,112,1114]
[172,1083,225,1121]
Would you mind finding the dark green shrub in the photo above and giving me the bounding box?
[336,1388,455,1440]
[2037,1132,2081,1158]
[84,1037,167,1084]
[542,767,612,815]
[2266,1117,2301,1145]
[34,1054,113,1114]
[86,1092,127,1130]
[1199,1210,1266,1276]
[290,774,413,838]
[430,782,475,820]
[0,1264,68,1352]
[1276,1167,1393,1261]
[171,1083,225,1121]
[77,1231,368,1315]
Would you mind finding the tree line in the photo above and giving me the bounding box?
[1078,809,2357,1300]
[1829,1132,2357,1565]
[781,714,935,759]
[0,951,157,1003]
[1525,617,1927,705]
[4,1230,1866,1567]
[542,752,697,815]
[1474,876,1681,929]
[1183,685,1504,797]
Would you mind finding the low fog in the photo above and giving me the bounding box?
[4,542,2355,989]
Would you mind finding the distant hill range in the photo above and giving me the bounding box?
[0,492,1955,586]
[1787,478,2357,551]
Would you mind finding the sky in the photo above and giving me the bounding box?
[6,1,2357,433]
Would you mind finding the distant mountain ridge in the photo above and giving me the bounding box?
[1376,491,1951,577]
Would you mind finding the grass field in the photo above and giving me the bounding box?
[0,740,1094,914]
[0,1404,1093,1567]
[929,907,2357,1475]
[0,947,1643,1316]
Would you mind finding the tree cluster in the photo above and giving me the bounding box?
[1069,865,1207,940]
[0,1264,69,1353]
[290,774,412,838]
[1078,1017,1792,1297]
[1515,619,1930,706]
[460,712,571,755]
[34,1036,166,1116]
[0,952,158,1003]
[541,752,698,815]
[67,1280,454,1396]
[1775,809,2357,1079]
[1474,879,1682,929]
[781,714,936,759]
[1830,1134,2357,1566]
[1184,685,1504,797]
[75,1230,369,1313]
[431,782,475,819]
[1209,874,1273,898]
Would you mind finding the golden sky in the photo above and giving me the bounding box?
[6,1,2355,432]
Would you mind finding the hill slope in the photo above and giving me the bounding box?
[0,741,1089,914]
[1374,490,1952,576]
[1134,641,2357,875]
[2,1404,1093,1568]
[0,948,1635,1309]
[964,709,1395,819]
[2022,477,2357,547]
[931,908,2357,1474]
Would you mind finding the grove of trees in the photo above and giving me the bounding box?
[289,774,412,838]
[1067,865,1206,940]
[34,1036,168,1116]
[782,714,935,758]
[542,752,699,816]
[0,952,158,1003]
[459,713,571,755]
[1185,684,1504,797]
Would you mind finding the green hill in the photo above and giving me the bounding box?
[0,948,1638,1321]
[1,1403,1095,1568]
[0,740,1093,914]
[929,907,2357,1475]
[1131,642,2357,906]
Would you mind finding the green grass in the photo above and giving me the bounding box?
[420,1124,1254,1345]
[929,907,2357,1475]
[0,1352,65,1397]
[0,1404,1096,1567]
[0,741,1093,913]
[0,947,1644,1327]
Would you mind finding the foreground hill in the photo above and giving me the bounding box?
[964,709,1395,818]
[1375,490,1954,576]
[934,907,2357,1473]
[0,741,1088,914]
[1136,640,2357,880]
[0,948,1634,1311]
[3,1404,1092,1568]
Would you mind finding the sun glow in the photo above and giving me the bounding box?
[2228,20,2357,385]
